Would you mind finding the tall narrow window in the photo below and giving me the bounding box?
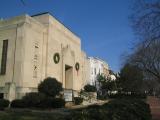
[0,40,8,75]
[94,68,96,75]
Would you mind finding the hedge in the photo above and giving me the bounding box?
[108,92,147,99]
[52,98,65,108]
[10,99,26,108]
[11,94,65,109]
[74,97,83,105]
[0,99,10,110]
[84,84,97,92]
[22,92,46,108]
[102,99,151,120]
[69,99,152,120]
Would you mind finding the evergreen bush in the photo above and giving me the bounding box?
[10,99,26,108]
[108,92,147,99]
[38,77,62,97]
[22,92,46,108]
[70,99,152,120]
[74,97,83,105]
[52,98,65,108]
[0,99,10,110]
[84,84,96,92]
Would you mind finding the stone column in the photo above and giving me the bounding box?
[4,82,16,101]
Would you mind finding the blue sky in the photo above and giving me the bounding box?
[0,0,135,72]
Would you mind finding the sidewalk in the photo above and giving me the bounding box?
[147,96,160,120]
[68,100,108,110]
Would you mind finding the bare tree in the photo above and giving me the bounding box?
[20,0,26,6]
[131,0,160,43]
[129,0,160,83]
[130,40,160,83]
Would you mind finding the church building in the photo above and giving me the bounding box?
[0,13,89,101]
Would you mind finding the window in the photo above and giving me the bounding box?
[0,40,8,75]
[94,68,96,75]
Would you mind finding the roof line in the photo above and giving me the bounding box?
[31,12,81,40]
[31,12,49,17]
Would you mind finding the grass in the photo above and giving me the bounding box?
[0,109,69,120]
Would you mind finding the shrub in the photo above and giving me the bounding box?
[38,77,62,97]
[108,92,147,99]
[74,97,83,105]
[22,92,46,108]
[102,99,152,120]
[128,99,151,120]
[11,93,65,109]
[84,84,96,92]
[70,104,106,120]
[86,105,105,120]
[39,97,65,109]
[10,99,26,108]
[0,99,10,110]
[52,98,65,108]
[69,99,152,120]
[37,97,53,109]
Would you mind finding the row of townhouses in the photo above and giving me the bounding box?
[87,57,109,86]
[0,13,110,101]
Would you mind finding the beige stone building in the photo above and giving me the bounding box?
[0,13,89,101]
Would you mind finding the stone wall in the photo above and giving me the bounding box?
[0,13,88,100]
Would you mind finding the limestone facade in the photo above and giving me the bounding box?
[0,13,88,101]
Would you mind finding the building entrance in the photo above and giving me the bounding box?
[65,65,73,89]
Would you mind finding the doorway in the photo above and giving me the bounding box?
[65,65,73,89]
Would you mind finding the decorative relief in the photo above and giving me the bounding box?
[33,41,39,78]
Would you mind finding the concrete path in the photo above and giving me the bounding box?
[67,100,108,110]
[147,96,160,120]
